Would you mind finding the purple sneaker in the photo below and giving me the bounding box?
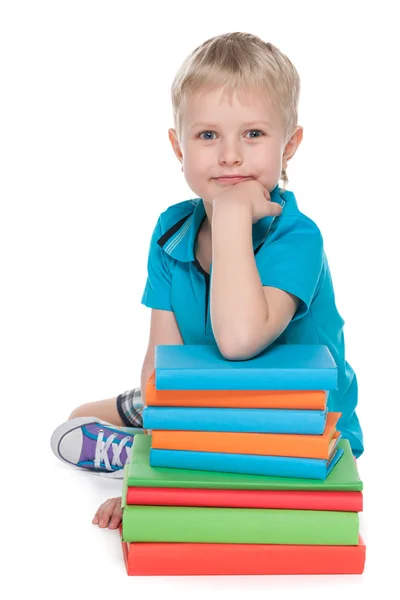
[50,417,144,478]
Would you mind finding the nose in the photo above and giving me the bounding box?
[218,138,244,165]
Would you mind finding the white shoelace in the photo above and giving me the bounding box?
[94,430,132,471]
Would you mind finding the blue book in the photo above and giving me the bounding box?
[150,440,344,481]
[143,406,328,435]
[155,344,338,391]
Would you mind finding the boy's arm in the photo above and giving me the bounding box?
[211,201,299,360]
[140,308,184,405]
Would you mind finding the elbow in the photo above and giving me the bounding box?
[218,333,261,361]
[217,327,277,361]
[220,348,253,361]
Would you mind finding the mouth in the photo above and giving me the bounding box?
[214,176,253,184]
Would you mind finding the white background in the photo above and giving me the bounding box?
[1,1,399,597]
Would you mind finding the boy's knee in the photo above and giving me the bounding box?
[68,403,93,420]
[67,397,121,425]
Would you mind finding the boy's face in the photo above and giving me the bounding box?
[169,85,303,206]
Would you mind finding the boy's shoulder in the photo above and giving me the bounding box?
[157,198,200,233]
[278,190,323,237]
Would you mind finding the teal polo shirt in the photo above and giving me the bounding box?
[141,184,364,458]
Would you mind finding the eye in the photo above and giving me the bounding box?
[197,130,265,140]
[197,131,216,140]
[246,130,265,138]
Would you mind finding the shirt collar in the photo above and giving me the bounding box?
[157,183,287,263]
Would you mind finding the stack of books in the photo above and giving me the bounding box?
[120,344,366,575]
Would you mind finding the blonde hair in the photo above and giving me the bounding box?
[171,32,301,191]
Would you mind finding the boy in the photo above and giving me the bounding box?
[50,32,364,530]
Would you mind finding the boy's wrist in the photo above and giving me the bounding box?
[212,195,253,229]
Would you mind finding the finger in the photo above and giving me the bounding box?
[108,501,122,529]
[98,501,113,527]
[99,511,110,528]
[92,503,106,524]
[109,507,122,529]
[271,204,283,215]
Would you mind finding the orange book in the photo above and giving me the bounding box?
[145,370,327,410]
[152,412,341,459]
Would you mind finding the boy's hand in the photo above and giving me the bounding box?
[92,496,122,529]
[213,178,282,224]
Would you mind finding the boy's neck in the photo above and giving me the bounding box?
[201,215,212,239]
[202,202,213,236]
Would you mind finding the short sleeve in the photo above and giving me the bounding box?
[141,216,173,311]
[256,216,324,322]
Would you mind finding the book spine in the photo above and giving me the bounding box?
[143,406,327,434]
[151,430,330,459]
[156,368,338,391]
[122,505,359,545]
[149,449,327,480]
[125,487,364,512]
[122,539,366,575]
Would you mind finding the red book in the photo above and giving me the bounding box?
[120,527,366,576]
[126,486,362,512]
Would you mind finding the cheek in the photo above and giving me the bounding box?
[184,154,211,176]
[182,164,208,190]
[256,148,283,170]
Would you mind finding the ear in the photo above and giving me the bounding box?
[168,128,183,163]
[282,126,303,170]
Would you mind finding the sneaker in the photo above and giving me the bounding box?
[50,417,144,478]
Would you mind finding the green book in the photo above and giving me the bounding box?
[122,505,359,545]
[126,434,362,491]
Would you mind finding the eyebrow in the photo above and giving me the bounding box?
[189,120,273,130]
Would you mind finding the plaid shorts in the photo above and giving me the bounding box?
[116,387,144,428]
